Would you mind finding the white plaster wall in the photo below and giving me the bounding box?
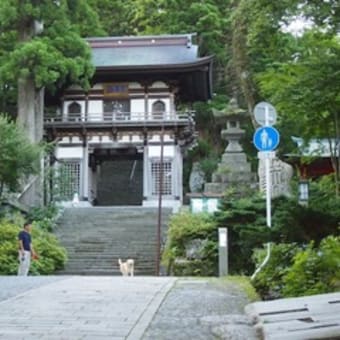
[131,135,142,143]
[88,136,100,143]
[149,134,174,143]
[119,135,130,143]
[131,99,145,120]
[92,83,103,90]
[150,81,167,89]
[59,137,70,144]
[100,136,112,143]
[58,136,82,144]
[88,100,103,121]
[148,145,175,158]
[129,82,143,89]
[56,147,83,159]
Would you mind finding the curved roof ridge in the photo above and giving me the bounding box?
[86,33,197,42]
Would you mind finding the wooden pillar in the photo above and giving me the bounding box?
[143,142,149,202]
[85,93,89,121]
[144,84,149,120]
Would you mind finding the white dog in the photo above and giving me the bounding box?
[118,258,134,276]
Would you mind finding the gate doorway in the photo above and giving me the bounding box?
[92,148,143,206]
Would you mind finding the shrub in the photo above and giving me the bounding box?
[0,114,41,199]
[214,194,340,276]
[162,212,218,276]
[252,236,340,299]
[0,218,67,275]
[30,227,67,275]
[282,236,340,297]
[271,197,340,244]
[27,204,60,231]
[251,243,301,300]
[0,221,21,274]
[214,194,269,274]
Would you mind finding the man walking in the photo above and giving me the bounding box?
[17,221,37,276]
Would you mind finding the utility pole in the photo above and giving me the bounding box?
[156,125,164,275]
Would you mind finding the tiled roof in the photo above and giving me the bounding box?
[86,34,203,67]
[291,136,336,157]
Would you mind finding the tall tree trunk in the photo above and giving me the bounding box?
[16,17,45,206]
[17,77,36,142]
[35,87,45,143]
[231,1,257,128]
[334,111,340,198]
[17,80,44,206]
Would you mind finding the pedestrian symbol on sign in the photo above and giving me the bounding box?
[253,126,280,152]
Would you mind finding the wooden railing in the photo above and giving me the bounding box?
[44,111,195,124]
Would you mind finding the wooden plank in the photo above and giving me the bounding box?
[246,293,340,339]
[265,324,340,340]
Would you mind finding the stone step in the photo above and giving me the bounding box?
[54,206,172,275]
[56,269,156,276]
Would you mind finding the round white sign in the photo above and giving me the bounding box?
[254,102,277,126]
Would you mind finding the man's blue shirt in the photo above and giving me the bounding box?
[18,230,31,251]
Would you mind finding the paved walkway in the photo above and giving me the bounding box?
[0,276,257,340]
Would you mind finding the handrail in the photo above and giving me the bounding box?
[44,111,195,124]
[17,175,39,200]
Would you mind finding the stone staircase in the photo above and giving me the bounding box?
[54,206,172,275]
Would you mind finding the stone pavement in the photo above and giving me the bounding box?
[143,278,257,340]
[0,276,257,340]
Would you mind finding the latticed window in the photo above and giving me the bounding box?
[152,100,165,119]
[57,161,81,200]
[68,102,81,114]
[151,161,172,195]
[104,100,130,120]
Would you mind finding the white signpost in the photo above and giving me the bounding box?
[251,102,279,280]
[218,228,228,276]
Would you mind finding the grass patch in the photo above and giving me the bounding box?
[211,276,260,302]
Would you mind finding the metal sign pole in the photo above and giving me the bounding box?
[156,126,164,276]
[265,105,272,229]
[251,102,279,280]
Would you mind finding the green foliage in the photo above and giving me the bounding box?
[252,243,300,300]
[162,212,218,276]
[27,204,60,232]
[308,175,339,206]
[214,194,269,274]
[214,193,340,276]
[252,236,340,299]
[184,139,220,192]
[30,227,67,275]
[218,276,260,302]
[0,221,21,274]
[0,0,99,111]
[0,209,67,275]
[0,114,41,198]
[270,196,340,245]
[282,236,340,297]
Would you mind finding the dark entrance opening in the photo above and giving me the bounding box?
[92,147,143,206]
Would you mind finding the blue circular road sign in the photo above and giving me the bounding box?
[253,126,280,151]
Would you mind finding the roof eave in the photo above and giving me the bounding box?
[94,56,214,73]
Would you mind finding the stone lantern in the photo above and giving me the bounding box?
[204,98,256,195]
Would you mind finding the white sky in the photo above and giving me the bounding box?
[281,16,314,36]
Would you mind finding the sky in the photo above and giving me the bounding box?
[281,15,314,36]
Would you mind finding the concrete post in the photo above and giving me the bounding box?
[218,228,228,276]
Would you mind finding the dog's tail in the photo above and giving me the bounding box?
[118,258,122,265]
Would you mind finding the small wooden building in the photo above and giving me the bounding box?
[44,34,213,207]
